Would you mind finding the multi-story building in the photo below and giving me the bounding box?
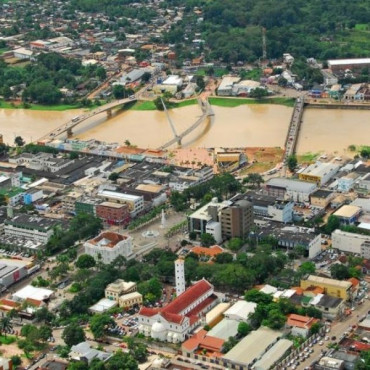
[333,205,361,225]
[310,190,335,209]
[63,191,83,214]
[97,190,144,217]
[96,202,130,226]
[105,279,137,302]
[337,173,360,192]
[84,232,134,264]
[118,292,143,308]
[4,214,61,244]
[300,275,353,301]
[220,199,254,239]
[75,197,100,216]
[332,229,370,255]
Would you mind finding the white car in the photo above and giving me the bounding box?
[319,341,324,346]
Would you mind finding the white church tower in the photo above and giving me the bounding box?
[175,258,185,296]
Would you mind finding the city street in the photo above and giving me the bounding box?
[296,299,370,370]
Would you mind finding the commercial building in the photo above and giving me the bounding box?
[337,173,360,192]
[105,279,137,302]
[12,285,54,303]
[333,205,361,225]
[310,190,335,208]
[207,318,239,341]
[361,241,370,259]
[23,189,43,205]
[75,197,99,216]
[96,202,130,226]
[0,188,25,206]
[223,327,282,367]
[220,199,254,239]
[298,162,340,185]
[97,190,144,217]
[265,178,317,202]
[217,76,241,96]
[0,260,28,289]
[84,232,134,264]
[307,294,345,320]
[62,191,83,214]
[4,214,61,244]
[328,58,370,73]
[315,357,344,370]
[187,198,228,241]
[252,339,293,370]
[224,300,257,322]
[138,279,217,343]
[331,229,370,255]
[300,275,353,301]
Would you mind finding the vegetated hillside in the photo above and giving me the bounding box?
[201,0,370,62]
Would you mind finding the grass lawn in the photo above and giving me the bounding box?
[209,96,295,108]
[130,101,156,111]
[0,101,81,111]
[0,48,9,55]
[176,99,197,108]
[298,152,319,163]
[0,335,17,345]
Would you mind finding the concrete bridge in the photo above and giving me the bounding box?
[37,97,137,142]
[158,98,214,150]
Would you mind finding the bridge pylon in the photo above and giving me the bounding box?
[67,128,73,138]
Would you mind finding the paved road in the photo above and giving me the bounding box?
[296,298,370,370]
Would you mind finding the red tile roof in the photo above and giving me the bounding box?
[140,279,214,325]
[287,314,319,329]
[182,329,224,353]
[162,279,213,315]
[91,232,128,248]
[348,277,360,287]
[190,246,224,258]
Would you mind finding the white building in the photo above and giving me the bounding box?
[138,279,216,343]
[337,173,360,192]
[84,231,134,264]
[265,178,317,202]
[4,214,61,244]
[162,75,183,87]
[331,229,370,255]
[205,221,222,244]
[267,201,294,223]
[358,173,370,191]
[97,190,144,217]
[175,259,185,296]
[217,76,241,96]
[299,162,340,186]
[224,301,257,322]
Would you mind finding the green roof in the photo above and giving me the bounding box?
[0,187,24,198]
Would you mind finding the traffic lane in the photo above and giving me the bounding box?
[296,300,370,370]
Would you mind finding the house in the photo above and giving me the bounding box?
[189,245,224,260]
[217,76,241,96]
[286,314,319,338]
[310,190,335,208]
[118,292,143,308]
[84,232,134,264]
[138,279,217,343]
[182,329,224,355]
[69,342,111,364]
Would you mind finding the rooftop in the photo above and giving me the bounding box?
[224,300,257,321]
[303,275,352,289]
[13,285,53,302]
[328,58,370,66]
[333,205,361,218]
[207,318,239,341]
[4,214,60,231]
[90,232,129,248]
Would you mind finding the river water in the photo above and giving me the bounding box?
[0,105,369,152]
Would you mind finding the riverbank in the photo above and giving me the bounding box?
[129,99,198,111]
[209,97,296,108]
[0,101,81,111]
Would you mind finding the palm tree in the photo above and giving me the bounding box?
[0,316,13,337]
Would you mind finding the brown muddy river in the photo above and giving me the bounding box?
[0,105,368,152]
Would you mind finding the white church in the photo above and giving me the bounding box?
[138,259,217,343]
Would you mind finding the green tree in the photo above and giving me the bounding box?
[75,254,96,269]
[299,261,316,275]
[141,72,151,82]
[34,307,55,324]
[68,362,89,370]
[287,155,297,172]
[243,173,264,187]
[227,237,243,251]
[62,323,86,347]
[325,215,340,234]
[131,343,148,363]
[244,289,273,305]
[108,172,120,182]
[106,350,138,370]
[10,356,21,367]
[0,316,12,337]
[200,233,216,247]
[237,322,252,337]
[330,264,350,280]
[69,151,79,160]
[215,253,233,264]
[14,136,25,147]
[309,322,321,335]
[38,325,52,342]
[249,87,269,99]
[90,314,114,340]
[262,309,286,329]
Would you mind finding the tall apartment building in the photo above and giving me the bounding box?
[220,199,254,239]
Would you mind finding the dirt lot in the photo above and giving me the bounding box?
[240,147,284,174]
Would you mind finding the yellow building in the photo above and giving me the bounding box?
[298,162,339,186]
[310,189,334,208]
[105,279,137,302]
[300,275,353,301]
[119,292,143,308]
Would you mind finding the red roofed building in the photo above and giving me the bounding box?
[182,329,224,355]
[138,279,217,343]
[286,314,320,338]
